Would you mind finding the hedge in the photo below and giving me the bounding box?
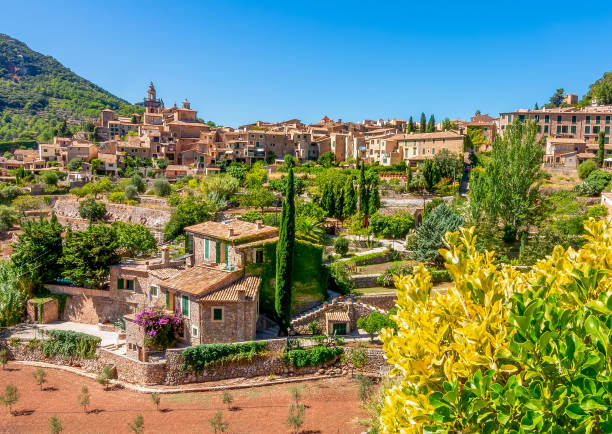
[344,249,390,266]
[181,341,267,373]
[430,269,451,283]
[283,345,343,368]
[41,330,100,359]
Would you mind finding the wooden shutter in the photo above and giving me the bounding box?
[182,296,189,316]
[117,278,124,290]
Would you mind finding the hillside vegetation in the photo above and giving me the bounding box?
[0,33,138,142]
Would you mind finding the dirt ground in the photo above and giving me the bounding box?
[0,363,368,433]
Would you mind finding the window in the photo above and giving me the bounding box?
[586,116,591,124]
[572,116,577,123]
[586,126,591,134]
[545,115,549,123]
[557,115,562,122]
[205,238,209,259]
[255,250,264,263]
[150,285,158,297]
[212,307,223,321]
[556,125,561,134]
[597,116,601,124]
[118,278,134,290]
[571,126,576,134]
[606,126,610,134]
[607,116,610,124]
[192,327,198,337]
[508,115,512,122]
[117,278,124,289]
[182,295,189,317]
[562,126,568,133]
[594,126,600,134]
[332,323,347,335]
[166,291,171,310]
[544,125,549,133]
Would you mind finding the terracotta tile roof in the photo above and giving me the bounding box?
[388,131,463,141]
[159,265,241,296]
[199,275,260,302]
[577,153,596,159]
[166,165,189,171]
[149,265,186,280]
[185,220,278,243]
[548,137,586,144]
[326,311,350,322]
[97,153,117,163]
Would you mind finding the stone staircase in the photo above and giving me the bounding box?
[256,290,343,339]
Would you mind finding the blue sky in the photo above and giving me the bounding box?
[3,1,612,126]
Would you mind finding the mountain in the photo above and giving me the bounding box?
[0,33,137,142]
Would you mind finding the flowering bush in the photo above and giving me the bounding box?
[380,222,612,433]
[135,309,183,350]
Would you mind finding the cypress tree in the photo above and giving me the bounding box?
[334,181,344,220]
[598,130,605,167]
[358,163,368,216]
[368,176,380,213]
[275,166,295,336]
[321,182,335,217]
[419,113,427,133]
[426,115,436,132]
[343,176,357,217]
[407,116,415,133]
[407,165,413,185]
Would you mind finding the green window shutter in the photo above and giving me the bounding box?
[216,242,221,263]
[225,244,229,265]
[205,239,209,259]
[165,291,170,309]
[117,278,124,290]
[127,280,134,290]
[182,296,189,316]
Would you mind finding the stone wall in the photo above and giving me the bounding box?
[354,294,397,311]
[291,300,377,335]
[351,274,380,288]
[26,299,59,324]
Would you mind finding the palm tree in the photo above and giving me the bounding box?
[295,216,325,244]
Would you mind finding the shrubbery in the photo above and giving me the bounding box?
[356,311,397,340]
[181,341,267,373]
[283,345,343,368]
[41,330,100,359]
[574,169,612,196]
[135,309,183,350]
[333,236,349,256]
[379,222,612,432]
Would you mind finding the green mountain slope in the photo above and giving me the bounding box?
[0,33,137,142]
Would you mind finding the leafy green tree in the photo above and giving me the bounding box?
[60,224,120,288]
[112,222,157,258]
[201,173,239,204]
[96,365,113,390]
[237,188,276,213]
[32,368,47,390]
[0,205,18,231]
[209,411,229,433]
[124,184,138,201]
[78,385,90,413]
[152,177,171,197]
[286,403,306,434]
[413,204,463,264]
[222,391,233,410]
[41,170,59,187]
[275,167,295,336]
[0,262,26,327]
[67,158,84,172]
[343,176,357,218]
[548,87,564,107]
[90,158,102,174]
[578,159,597,180]
[245,162,268,187]
[426,114,435,132]
[369,212,414,240]
[78,198,106,222]
[216,158,229,172]
[130,174,146,193]
[317,151,336,168]
[128,414,144,434]
[164,198,214,240]
[49,415,63,434]
[422,159,440,191]
[434,149,463,182]
[419,112,427,133]
[156,158,169,170]
[226,162,248,184]
[441,118,452,131]
[0,385,18,415]
[598,130,605,167]
[151,392,160,411]
[468,119,544,241]
[11,214,63,283]
[333,236,349,256]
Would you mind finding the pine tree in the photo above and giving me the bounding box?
[419,113,427,133]
[368,177,380,214]
[598,130,605,167]
[426,115,436,132]
[275,167,295,336]
[343,176,357,217]
[407,116,415,133]
[534,102,539,110]
[358,163,368,216]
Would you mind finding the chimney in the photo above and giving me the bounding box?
[237,289,246,302]
[255,220,263,230]
[187,254,195,268]
[161,246,170,265]
[228,228,235,237]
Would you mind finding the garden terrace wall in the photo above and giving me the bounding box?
[350,274,380,288]
[354,294,397,311]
